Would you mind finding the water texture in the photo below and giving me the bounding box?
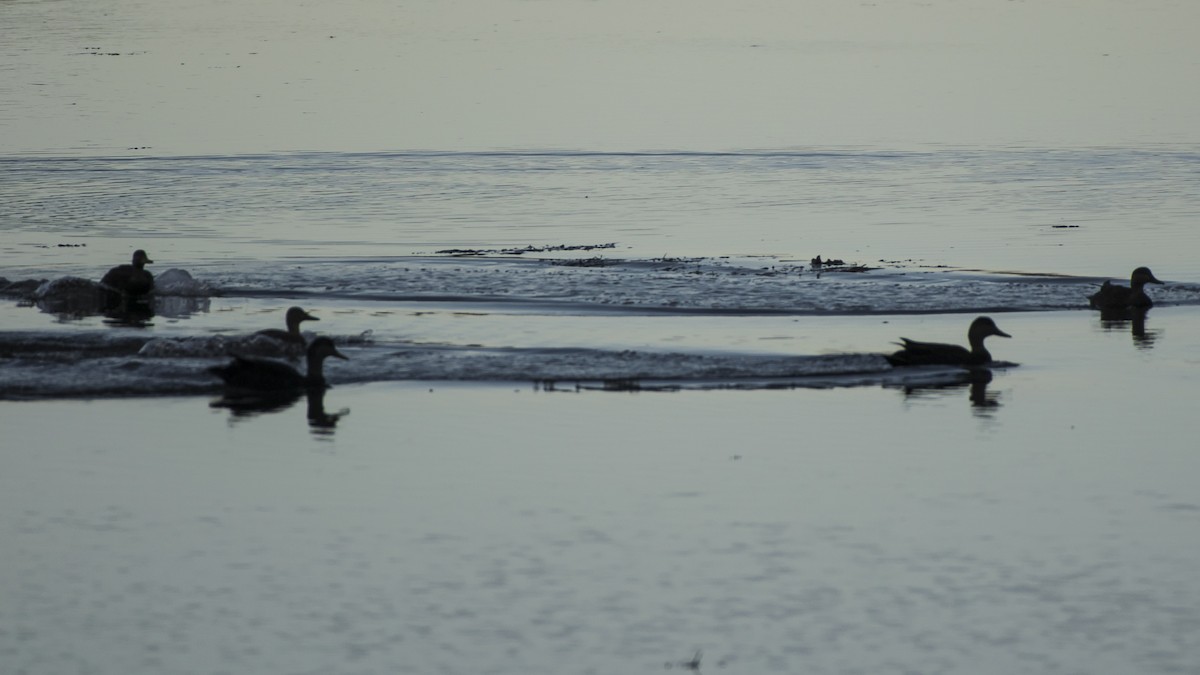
[3,149,1199,279]
[4,1,1200,673]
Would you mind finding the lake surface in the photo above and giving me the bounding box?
[5,308,1200,674]
[3,1,1200,673]
[4,148,1200,281]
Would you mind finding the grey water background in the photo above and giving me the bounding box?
[4,148,1200,281]
[4,1,1200,673]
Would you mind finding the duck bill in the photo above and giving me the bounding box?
[303,312,319,322]
[995,329,1012,338]
[332,348,349,360]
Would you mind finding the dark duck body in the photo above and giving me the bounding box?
[100,249,155,296]
[210,336,348,391]
[1088,266,1163,310]
[256,306,318,345]
[886,316,1011,367]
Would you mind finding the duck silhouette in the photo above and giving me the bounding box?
[209,336,347,391]
[1088,266,1163,310]
[100,249,154,296]
[256,306,318,345]
[886,316,1011,367]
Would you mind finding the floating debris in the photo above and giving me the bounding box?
[434,243,618,256]
[551,256,613,267]
[810,255,873,273]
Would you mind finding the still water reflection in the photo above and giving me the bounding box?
[896,368,1003,417]
[1098,308,1163,350]
[21,277,211,326]
[210,388,350,437]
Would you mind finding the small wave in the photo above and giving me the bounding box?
[0,334,949,399]
[203,255,1200,316]
[336,347,891,383]
[154,269,212,297]
[137,334,306,359]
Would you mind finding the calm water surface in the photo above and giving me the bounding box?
[4,149,1200,282]
[3,309,1200,674]
[4,1,1200,673]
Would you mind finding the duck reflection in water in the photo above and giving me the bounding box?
[898,369,1002,414]
[98,295,210,327]
[305,388,348,433]
[26,271,208,326]
[210,387,350,435]
[1098,307,1161,350]
[25,276,156,326]
[101,297,155,327]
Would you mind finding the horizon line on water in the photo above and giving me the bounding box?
[4,143,1200,164]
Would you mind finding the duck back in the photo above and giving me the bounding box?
[1088,282,1150,309]
[885,339,980,367]
[101,265,155,296]
[255,328,305,345]
[209,355,309,391]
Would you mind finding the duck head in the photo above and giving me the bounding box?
[1130,267,1163,288]
[308,336,348,362]
[968,316,1011,343]
[285,306,319,329]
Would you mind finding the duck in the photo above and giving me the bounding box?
[100,249,154,296]
[886,316,1011,367]
[256,306,318,345]
[209,336,348,391]
[1088,266,1163,310]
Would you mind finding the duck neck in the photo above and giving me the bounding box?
[968,335,991,360]
[305,354,328,385]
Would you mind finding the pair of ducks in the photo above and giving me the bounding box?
[210,306,348,392]
[887,266,1164,366]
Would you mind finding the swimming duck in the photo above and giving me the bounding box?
[1088,266,1163,310]
[256,306,318,345]
[100,249,154,296]
[209,336,348,391]
[886,316,1011,367]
